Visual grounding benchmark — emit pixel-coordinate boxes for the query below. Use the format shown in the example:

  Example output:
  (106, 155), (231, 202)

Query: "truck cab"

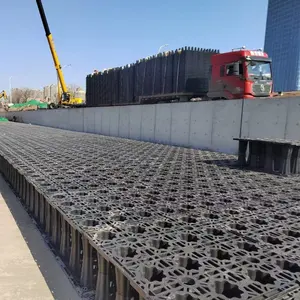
(207, 48), (273, 100)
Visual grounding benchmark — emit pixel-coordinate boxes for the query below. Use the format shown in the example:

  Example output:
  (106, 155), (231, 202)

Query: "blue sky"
(0, 0), (268, 91)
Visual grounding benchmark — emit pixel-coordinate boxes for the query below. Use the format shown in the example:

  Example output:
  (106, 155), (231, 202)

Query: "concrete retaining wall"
(240, 97), (300, 141)
(2, 97), (300, 154)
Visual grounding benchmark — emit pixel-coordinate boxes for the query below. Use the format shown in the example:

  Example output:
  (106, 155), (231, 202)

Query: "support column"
(95, 255), (115, 300)
(80, 237), (94, 288)
(115, 269), (132, 300)
(34, 190), (40, 220)
(248, 141), (259, 168)
(60, 218), (71, 260)
(291, 146), (300, 174)
(280, 144), (293, 175)
(39, 196), (45, 227)
(51, 207), (59, 246)
(264, 143), (273, 173)
(29, 184), (35, 213)
(45, 202), (51, 235)
(69, 228), (82, 278)
(237, 140), (248, 166)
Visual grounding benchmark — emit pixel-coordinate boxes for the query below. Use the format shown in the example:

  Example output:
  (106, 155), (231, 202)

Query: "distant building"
(43, 85), (58, 103)
(264, 0), (300, 92)
(74, 89), (86, 102)
(43, 84), (86, 103)
(31, 89), (43, 100)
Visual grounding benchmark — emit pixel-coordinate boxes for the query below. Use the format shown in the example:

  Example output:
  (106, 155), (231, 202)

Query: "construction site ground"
(0, 175), (82, 300)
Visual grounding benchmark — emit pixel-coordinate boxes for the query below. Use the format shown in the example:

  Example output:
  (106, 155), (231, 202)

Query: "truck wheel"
(48, 103), (57, 109)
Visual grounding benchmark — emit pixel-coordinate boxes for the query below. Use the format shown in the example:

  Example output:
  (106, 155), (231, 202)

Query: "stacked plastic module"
(86, 47), (219, 107)
(1, 123), (300, 299)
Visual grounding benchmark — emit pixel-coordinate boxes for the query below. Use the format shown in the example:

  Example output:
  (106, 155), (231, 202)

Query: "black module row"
(86, 47), (219, 107)
(1, 123), (300, 299)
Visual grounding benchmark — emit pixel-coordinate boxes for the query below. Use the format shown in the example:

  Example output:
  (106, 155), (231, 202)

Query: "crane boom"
(36, 0), (69, 102)
(0, 90), (7, 100)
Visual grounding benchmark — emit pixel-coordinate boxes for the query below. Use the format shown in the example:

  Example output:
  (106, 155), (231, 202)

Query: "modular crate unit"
(86, 47), (219, 107)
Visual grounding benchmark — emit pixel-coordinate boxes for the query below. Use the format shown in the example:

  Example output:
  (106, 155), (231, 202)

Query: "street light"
(9, 76), (12, 103)
(63, 64), (72, 69)
(158, 44), (169, 54)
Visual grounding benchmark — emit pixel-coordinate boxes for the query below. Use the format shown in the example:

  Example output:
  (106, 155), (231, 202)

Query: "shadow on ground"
(203, 158), (290, 177)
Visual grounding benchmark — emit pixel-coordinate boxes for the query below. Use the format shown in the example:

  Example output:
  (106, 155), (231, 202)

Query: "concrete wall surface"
(2, 97), (300, 154)
(240, 97), (300, 140)
(2, 100), (242, 154)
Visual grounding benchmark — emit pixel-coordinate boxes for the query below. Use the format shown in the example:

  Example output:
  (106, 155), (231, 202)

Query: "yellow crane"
(36, 0), (83, 107)
(0, 90), (8, 100)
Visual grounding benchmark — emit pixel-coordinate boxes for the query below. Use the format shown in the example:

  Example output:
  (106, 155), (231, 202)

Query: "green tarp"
(0, 117), (8, 122)
(10, 99), (48, 109)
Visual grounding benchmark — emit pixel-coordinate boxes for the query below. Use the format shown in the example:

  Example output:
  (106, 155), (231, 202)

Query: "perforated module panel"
(0, 122), (300, 300)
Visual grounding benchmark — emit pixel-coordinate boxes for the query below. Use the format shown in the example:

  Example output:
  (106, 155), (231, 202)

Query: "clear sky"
(0, 0), (268, 91)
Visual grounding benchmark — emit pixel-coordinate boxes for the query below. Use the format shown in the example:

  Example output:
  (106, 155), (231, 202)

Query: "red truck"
(87, 46), (274, 107)
(206, 47), (273, 100)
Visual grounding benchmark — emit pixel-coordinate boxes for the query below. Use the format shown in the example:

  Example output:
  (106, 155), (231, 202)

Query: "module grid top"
(0, 122), (300, 299)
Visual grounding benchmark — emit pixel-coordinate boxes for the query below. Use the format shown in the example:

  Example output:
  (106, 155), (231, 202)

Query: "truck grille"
(252, 83), (272, 96)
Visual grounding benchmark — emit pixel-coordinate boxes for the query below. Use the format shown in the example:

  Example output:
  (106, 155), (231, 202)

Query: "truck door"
(221, 62), (244, 99)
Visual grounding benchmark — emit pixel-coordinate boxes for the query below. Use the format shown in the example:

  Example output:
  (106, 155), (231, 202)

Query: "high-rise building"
(43, 84), (86, 103)
(264, 0), (300, 92)
(43, 85), (58, 103)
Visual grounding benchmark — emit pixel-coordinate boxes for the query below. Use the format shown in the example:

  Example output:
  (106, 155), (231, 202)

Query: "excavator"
(36, 0), (83, 107)
(0, 90), (8, 101)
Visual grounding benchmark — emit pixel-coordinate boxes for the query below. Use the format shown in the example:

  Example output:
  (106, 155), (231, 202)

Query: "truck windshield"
(247, 61), (272, 80)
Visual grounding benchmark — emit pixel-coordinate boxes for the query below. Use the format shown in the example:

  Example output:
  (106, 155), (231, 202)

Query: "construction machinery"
(207, 47), (272, 100)
(86, 46), (274, 107)
(36, 0), (83, 107)
(0, 90), (8, 100)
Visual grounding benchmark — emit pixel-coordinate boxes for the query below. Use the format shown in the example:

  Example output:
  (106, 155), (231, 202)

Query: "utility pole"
(9, 76), (12, 103)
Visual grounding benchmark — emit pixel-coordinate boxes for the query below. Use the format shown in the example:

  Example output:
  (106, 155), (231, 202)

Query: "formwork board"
(83, 107), (95, 133)
(21, 110), (39, 125)
(140, 105), (156, 142)
(129, 106), (142, 140)
(189, 101), (214, 150)
(118, 106), (130, 139)
(2, 100), (243, 154)
(241, 98), (288, 140)
(94, 108), (103, 134)
(68, 108), (84, 132)
(100, 109), (111, 136)
(6, 98), (300, 155)
(284, 97), (300, 140)
(211, 100), (243, 154)
(108, 107), (120, 137)
(46, 109), (70, 130)
(59, 109), (71, 130)
(154, 104), (172, 144)
(170, 102), (191, 147)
